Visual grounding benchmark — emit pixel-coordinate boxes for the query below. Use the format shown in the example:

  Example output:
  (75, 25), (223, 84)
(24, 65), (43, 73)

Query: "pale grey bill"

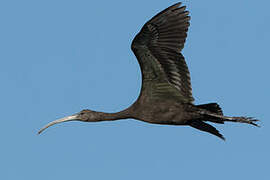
(38, 114), (78, 134)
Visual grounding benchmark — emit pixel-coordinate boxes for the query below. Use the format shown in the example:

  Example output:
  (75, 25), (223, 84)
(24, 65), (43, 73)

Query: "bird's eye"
(80, 112), (85, 115)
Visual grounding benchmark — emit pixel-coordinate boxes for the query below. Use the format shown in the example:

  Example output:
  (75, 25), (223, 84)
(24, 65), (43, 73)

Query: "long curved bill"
(38, 114), (79, 134)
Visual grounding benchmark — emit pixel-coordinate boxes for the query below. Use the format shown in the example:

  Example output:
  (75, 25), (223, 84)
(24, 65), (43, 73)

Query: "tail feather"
(188, 120), (225, 140)
(190, 103), (259, 140)
(196, 103), (224, 124)
(197, 103), (223, 115)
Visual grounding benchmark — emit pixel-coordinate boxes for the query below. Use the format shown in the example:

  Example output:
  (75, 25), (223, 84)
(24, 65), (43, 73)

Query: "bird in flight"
(38, 2), (259, 140)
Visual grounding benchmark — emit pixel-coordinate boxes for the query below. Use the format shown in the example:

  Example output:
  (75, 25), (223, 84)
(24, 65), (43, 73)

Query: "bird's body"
(39, 2), (259, 140)
(127, 99), (195, 125)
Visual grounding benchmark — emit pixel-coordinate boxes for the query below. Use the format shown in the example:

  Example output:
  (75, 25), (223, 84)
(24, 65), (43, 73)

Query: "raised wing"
(131, 2), (194, 103)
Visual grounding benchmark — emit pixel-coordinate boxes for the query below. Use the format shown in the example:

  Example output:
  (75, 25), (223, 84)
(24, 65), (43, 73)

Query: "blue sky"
(0, 0), (269, 179)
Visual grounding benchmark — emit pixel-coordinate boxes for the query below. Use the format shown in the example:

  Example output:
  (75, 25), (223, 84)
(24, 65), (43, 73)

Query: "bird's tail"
(196, 103), (259, 126)
(196, 103), (224, 124)
(188, 103), (259, 140)
(186, 103), (224, 140)
(196, 103), (223, 115)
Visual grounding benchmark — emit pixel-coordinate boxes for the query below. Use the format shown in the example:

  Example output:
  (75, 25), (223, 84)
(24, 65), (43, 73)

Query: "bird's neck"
(99, 108), (133, 121)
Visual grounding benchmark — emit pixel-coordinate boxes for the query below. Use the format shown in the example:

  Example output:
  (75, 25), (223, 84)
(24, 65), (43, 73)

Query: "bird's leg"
(205, 113), (260, 127)
(224, 116), (259, 127)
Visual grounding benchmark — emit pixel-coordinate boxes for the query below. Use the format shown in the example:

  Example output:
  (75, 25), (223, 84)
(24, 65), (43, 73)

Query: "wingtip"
(174, 2), (182, 6)
(219, 135), (226, 141)
(216, 130), (226, 141)
(171, 2), (182, 9)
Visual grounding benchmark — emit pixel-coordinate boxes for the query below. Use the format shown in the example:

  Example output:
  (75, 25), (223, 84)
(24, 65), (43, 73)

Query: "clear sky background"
(0, 0), (269, 179)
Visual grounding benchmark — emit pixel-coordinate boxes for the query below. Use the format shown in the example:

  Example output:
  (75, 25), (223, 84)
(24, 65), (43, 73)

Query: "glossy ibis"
(38, 2), (259, 140)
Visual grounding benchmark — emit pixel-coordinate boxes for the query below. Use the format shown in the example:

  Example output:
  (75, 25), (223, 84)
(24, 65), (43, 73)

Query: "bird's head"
(38, 109), (101, 134)
(75, 109), (102, 121)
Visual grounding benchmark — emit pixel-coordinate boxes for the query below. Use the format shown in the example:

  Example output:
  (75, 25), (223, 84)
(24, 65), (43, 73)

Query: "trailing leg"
(203, 113), (260, 127)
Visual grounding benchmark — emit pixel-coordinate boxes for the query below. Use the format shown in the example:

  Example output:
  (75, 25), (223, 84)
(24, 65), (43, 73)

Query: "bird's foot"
(232, 117), (260, 127)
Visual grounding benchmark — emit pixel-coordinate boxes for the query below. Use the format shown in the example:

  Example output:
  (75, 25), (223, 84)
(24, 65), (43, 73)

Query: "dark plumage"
(38, 2), (259, 140)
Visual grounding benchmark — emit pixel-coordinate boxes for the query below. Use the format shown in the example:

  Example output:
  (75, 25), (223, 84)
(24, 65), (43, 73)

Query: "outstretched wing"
(131, 2), (194, 103)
